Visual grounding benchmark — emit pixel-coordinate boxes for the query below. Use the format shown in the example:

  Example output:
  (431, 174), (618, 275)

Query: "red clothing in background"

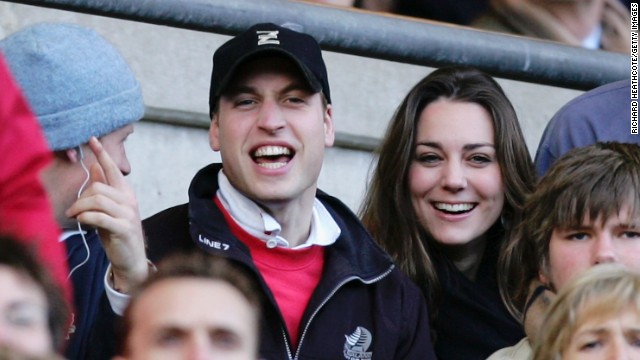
(0, 54), (71, 300)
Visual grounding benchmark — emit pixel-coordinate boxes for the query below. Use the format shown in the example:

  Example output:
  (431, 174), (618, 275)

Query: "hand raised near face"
(65, 136), (148, 293)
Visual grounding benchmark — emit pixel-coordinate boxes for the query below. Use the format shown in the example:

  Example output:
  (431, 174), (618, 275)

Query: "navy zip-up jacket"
(142, 163), (436, 360)
(65, 230), (109, 360)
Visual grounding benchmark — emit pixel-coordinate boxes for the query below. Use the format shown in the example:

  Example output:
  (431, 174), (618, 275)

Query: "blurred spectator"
(532, 265), (640, 360)
(0, 53), (70, 300)
(0, 235), (69, 358)
(114, 252), (260, 360)
(535, 79), (636, 177)
(375, 0), (489, 25)
(302, 0), (490, 24)
(472, 0), (630, 54)
(304, 0), (630, 27)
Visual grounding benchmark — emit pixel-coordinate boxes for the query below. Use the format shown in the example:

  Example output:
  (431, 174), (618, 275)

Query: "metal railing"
(4, 0), (631, 151)
(3, 0), (629, 91)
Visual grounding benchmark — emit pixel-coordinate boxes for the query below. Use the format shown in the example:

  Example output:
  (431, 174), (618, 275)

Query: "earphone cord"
(67, 146), (91, 280)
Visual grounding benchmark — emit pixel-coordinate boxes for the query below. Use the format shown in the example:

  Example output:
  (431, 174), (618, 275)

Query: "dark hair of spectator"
(501, 142), (640, 319)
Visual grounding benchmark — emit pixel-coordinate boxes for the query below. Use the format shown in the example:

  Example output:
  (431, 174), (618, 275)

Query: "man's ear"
(323, 104), (335, 147)
(65, 147), (81, 163)
(209, 113), (221, 152)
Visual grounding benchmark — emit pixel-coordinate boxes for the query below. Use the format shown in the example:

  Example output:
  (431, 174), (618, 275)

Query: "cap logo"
(257, 30), (280, 45)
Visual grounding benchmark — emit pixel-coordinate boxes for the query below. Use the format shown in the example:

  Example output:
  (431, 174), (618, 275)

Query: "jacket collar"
(217, 170), (341, 249)
(186, 163), (394, 282)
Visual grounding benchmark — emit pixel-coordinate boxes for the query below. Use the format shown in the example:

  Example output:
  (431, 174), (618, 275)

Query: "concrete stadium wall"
(0, 2), (583, 218)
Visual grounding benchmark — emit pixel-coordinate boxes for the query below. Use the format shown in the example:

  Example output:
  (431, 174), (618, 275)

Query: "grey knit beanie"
(0, 22), (144, 151)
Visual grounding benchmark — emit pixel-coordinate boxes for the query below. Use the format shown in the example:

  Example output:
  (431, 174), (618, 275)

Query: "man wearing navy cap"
(111, 23), (435, 360)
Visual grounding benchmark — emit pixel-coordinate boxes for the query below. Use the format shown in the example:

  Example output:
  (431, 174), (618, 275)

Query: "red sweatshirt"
(215, 196), (324, 348)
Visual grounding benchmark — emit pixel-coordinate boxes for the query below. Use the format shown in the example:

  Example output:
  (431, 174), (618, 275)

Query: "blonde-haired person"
(532, 265), (640, 360)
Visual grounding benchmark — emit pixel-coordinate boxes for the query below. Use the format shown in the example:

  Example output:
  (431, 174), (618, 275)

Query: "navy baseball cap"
(209, 23), (331, 114)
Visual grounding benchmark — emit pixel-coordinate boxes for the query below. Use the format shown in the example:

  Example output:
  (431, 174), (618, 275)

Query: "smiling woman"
(360, 66), (535, 360)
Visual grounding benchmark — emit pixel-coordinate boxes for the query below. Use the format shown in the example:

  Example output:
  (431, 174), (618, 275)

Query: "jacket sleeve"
(396, 277), (437, 360)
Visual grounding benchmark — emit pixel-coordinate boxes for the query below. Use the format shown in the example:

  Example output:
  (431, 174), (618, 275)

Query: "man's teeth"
(434, 203), (474, 213)
(258, 162), (287, 169)
(254, 146), (291, 157)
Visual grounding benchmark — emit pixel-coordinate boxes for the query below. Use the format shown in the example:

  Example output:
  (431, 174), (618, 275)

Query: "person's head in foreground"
(115, 252), (261, 360)
(502, 142), (640, 318)
(360, 65), (534, 298)
(533, 265), (640, 360)
(0, 235), (68, 358)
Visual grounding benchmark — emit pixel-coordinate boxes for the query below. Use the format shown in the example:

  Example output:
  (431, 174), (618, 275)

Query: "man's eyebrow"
(280, 82), (314, 94)
(222, 82), (313, 98)
(222, 85), (257, 97)
(155, 325), (189, 336)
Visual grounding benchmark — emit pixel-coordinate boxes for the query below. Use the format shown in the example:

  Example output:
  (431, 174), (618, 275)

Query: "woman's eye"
(469, 154), (492, 164)
(416, 154), (441, 164)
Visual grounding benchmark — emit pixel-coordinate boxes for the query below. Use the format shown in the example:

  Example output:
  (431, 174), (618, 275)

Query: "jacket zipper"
(282, 327), (294, 360)
(289, 265), (395, 360)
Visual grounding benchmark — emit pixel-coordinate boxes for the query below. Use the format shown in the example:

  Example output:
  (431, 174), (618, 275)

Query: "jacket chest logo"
(343, 326), (373, 359)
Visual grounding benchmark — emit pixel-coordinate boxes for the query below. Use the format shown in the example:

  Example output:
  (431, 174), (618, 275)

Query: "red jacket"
(0, 54), (71, 300)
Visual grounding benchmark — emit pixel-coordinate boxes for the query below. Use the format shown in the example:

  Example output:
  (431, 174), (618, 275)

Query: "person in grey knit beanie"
(0, 22), (144, 151)
(0, 23), (150, 360)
